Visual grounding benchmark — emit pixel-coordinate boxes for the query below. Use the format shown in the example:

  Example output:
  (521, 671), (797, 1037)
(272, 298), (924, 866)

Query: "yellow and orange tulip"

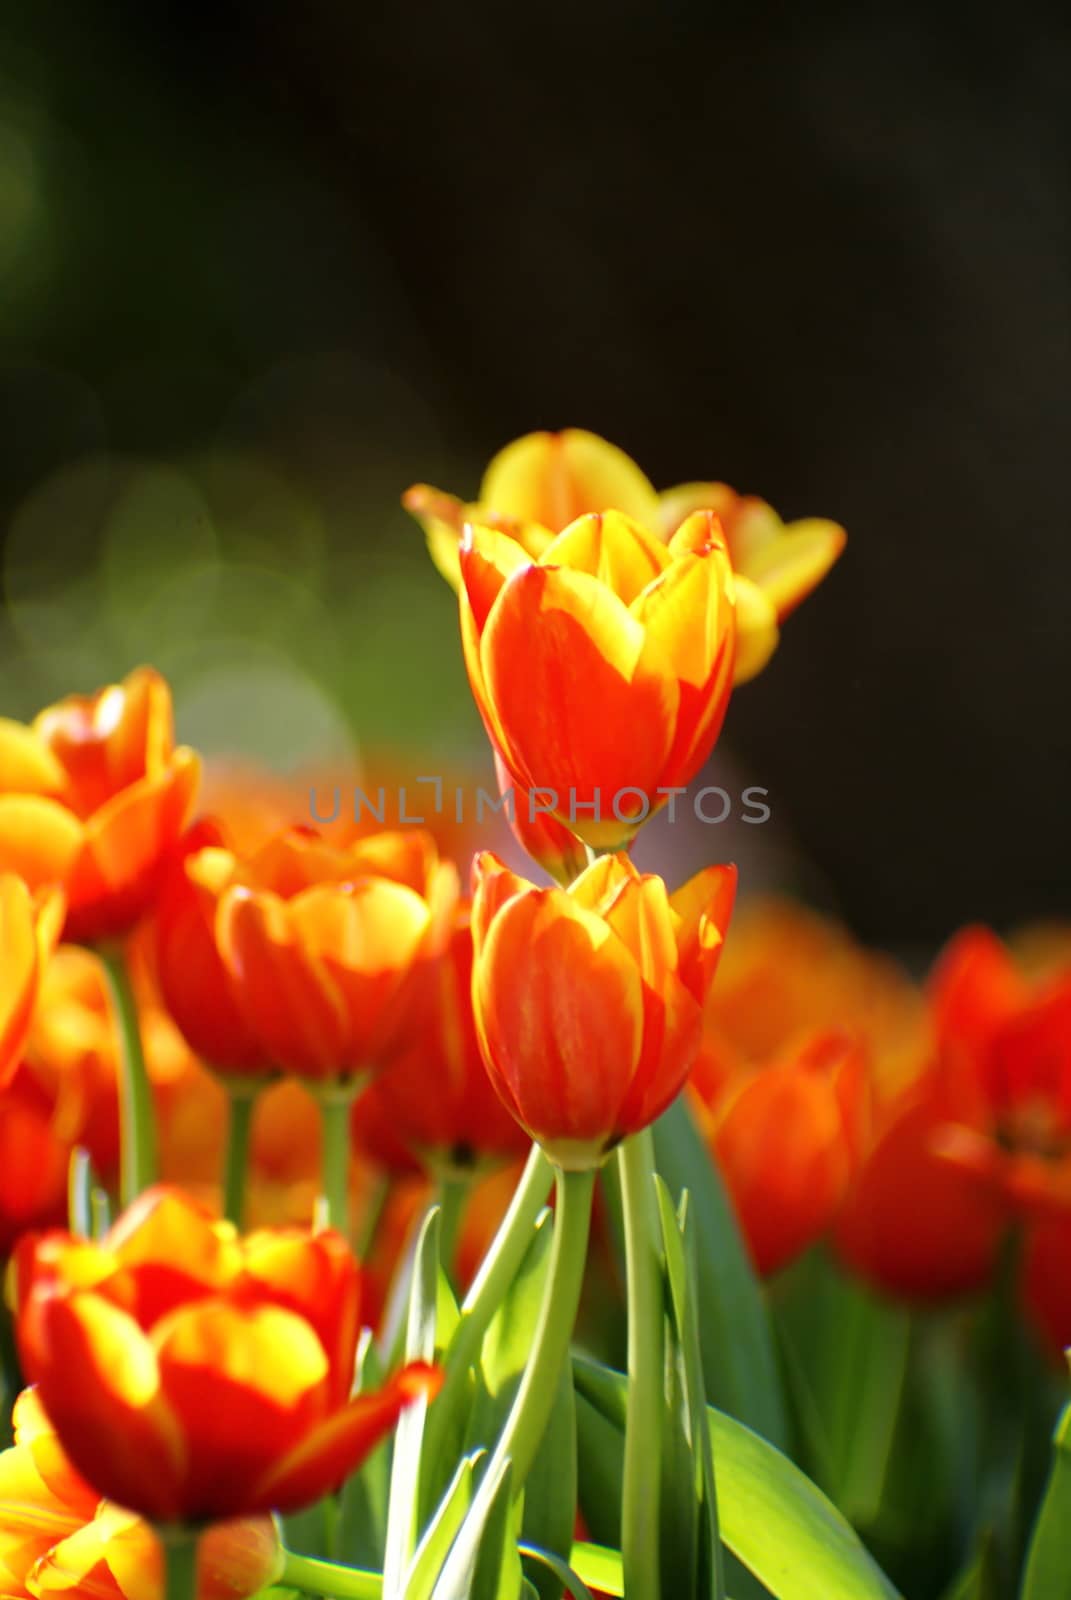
(155, 825), (459, 1082)
(0, 669), (200, 944)
(470, 850), (736, 1169)
(406, 427), (844, 686)
(14, 1186), (441, 1522)
(460, 509), (736, 849)
(0, 1386), (281, 1600)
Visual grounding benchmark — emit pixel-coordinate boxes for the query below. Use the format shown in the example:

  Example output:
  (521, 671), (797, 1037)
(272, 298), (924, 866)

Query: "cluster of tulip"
(1, 430), (1067, 1600)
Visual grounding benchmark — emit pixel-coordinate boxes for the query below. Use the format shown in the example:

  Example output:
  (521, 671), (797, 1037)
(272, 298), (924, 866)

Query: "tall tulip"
(460, 509), (736, 850)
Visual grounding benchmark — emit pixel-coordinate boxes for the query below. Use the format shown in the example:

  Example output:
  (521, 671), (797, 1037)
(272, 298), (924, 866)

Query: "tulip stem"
(158, 1528), (200, 1600)
(419, 1145), (553, 1488)
(617, 1128), (664, 1600)
(484, 1163), (594, 1489)
(96, 943), (156, 1207)
(318, 1081), (358, 1236)
(220, 1079), (259, 1229)
(281, 1550), (382, 1598)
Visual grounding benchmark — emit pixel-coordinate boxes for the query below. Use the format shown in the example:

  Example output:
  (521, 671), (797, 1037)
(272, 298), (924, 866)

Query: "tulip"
(14, 1186), (441, 1523)
(352, 902), (529, 1175)
(0, 876), (64, 1089)
(156, 825), (458, 1083)
(0, 669), (200, 945)
(405, 427), (844, 686)
(459, 509), (736, 850)
(0, 1386), (282, 1600)
(836, 926), (1071, 1308)
(470, 851), (736, 1169)
(690, 1029), (870, 1276)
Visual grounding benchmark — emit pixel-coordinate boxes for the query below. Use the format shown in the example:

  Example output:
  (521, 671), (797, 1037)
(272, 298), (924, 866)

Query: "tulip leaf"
(938, 1536), (999, 1600)
(651, 1098), (788, 1448)
(574, 1354), (902, 1600)
(568, 1542), (625, 1596)
(430, 1455), (515, 1600)
(518, 1543), (594, 1600)
(1020, 1400), (1071, 1600)
(404, 1452), (477, 1600)
(384, 1206), (442, 1592)
(774, 1252), (911, 1528)
(574, 1391), (626, 1546)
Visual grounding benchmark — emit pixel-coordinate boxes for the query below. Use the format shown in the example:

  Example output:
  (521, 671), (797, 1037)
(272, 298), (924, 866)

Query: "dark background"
(1, 1), (1068, 947)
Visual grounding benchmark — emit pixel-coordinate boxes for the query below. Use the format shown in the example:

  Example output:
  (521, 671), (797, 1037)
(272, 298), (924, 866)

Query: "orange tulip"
(0, 1386), (281, 1600)
(470, 851), (736, 1169)
(405, 427), (844, 686)
(14, 1186), (441, 1522)
(690, 1030), (870, 1277)
(837, 926), (1071, 1305)
(155, 826), (459, 1082)
(459, 509), (736, 850)
(0, 876), (64, 1089)
(352, 902), (529, 1175)
(491, 752), (589, 886)
(0, 669), (200, 944)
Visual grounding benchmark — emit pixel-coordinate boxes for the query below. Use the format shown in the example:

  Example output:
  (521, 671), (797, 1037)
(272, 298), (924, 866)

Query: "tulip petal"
(479, 429), (661, 532)
(0, 796), (84, 895)
(470, 852), (535, 952)
(474, 888), (643, 1161)
(743, 517), (846, 622)
(153, 1300), (330, 1520)
(249, 1362), (441, 1512)
(241, 1230), (361, 1406)
(481, 564), (678, 841)
(670, 863), (738, 1002)
(0, 718), (69, 795)
(730, 575), (779, 685)
(105, 1188), (241, 1327)
(29, 1295), (186, 1522)
(217, 887), (350, 1078)
(539, 511), (669, 604)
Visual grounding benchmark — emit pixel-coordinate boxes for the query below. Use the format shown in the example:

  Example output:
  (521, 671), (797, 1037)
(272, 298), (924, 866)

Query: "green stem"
(617, 1128), (664, 1600)
(220, 1080), (259, 1229)
(484, 1163), (594, 1488)
(95, 944), (156, 1206)
(281, 1550), (382, 1598)
(1, 1298), (19, 1442)
(318, 1082), (358, 1235)
(158, 1529), (200, 1600)
(420, 1145), (552, 1473)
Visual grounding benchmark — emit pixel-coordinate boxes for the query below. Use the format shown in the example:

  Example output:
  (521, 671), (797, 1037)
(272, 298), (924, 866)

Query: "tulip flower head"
(470, 851), (736, 1169)
(405, 427), (844, 687)
(460, 509), (736, 850)
(0, 669), (200, 944)
(156, 825), (459, 1083)
(14, 1186), (441, 1523)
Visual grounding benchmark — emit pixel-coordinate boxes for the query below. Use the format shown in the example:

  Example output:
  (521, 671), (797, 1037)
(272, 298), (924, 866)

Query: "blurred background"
(1, 1), (1067, 949)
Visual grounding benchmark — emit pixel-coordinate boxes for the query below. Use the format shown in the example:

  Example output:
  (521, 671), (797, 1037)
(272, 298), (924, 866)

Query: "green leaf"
(651, 1098), (788, 1448)
(1020, 1401), (1071, 1600)
(519, 1358), (577, 1599)
(774, 1253), (911, 1525)
(574, 1391), (625, 1548)
(430, 1457), (515, 1600)
(574, 1355), (902, 1600)
(383, 1206), (442, 1591)
(519, 1544), (594, 1600)
(569, 1542), (624, 1597)
(404, 1453), (477, 1600)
